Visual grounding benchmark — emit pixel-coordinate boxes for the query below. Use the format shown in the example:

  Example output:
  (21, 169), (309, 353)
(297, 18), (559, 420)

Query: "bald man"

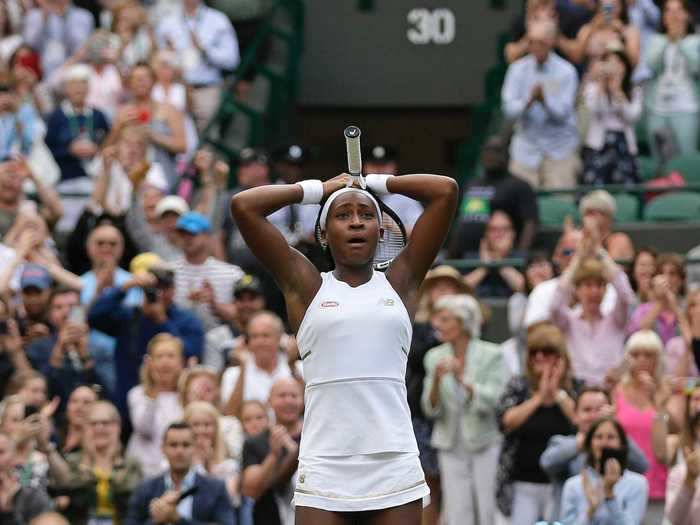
(241, 378), (303, 525)
(80, 225), (141, 307)
(30, 512), (70, 525)
(502, 18), (580, 190)
(220, 311), (300, 417)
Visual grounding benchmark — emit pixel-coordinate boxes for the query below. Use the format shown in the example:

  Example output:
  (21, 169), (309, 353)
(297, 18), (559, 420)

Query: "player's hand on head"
(322, 174), (352, 198)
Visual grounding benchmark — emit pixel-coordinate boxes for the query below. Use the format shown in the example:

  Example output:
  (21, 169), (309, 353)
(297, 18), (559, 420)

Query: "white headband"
(319, 188), (382, 232)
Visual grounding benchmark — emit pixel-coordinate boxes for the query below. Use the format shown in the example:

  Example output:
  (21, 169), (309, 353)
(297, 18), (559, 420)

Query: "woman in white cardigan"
(582, 46), (643, 187)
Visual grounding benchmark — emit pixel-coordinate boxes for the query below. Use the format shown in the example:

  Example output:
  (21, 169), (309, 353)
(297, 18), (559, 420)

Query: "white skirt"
(293, 452), (429, 512)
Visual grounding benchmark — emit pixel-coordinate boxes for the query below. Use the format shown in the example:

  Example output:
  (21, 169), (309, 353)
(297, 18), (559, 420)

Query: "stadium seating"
(643, 192), (700, 222)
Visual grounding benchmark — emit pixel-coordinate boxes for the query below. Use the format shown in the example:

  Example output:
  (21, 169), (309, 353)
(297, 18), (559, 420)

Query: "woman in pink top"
(665, 411), (700, 525)
(615, 330), (672, 524)
(629, 253), (686, 345)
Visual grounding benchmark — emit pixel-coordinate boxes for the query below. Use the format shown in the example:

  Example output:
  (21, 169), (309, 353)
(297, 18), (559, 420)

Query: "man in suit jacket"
(125, 422), (236, 525)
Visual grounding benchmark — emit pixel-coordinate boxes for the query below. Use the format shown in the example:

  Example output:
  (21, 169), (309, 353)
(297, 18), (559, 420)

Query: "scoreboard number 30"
(407, 8), (456, 45)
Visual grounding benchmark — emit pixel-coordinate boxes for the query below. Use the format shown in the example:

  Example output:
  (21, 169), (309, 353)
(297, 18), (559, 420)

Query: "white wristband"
(365, 174), (393, 195)
(297, 180), (324, 204)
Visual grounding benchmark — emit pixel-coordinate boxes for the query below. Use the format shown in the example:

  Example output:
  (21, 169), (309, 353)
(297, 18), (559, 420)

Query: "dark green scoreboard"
(299, 1), (518, 107)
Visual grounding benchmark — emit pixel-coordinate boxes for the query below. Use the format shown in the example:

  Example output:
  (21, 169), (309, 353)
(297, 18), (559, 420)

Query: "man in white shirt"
(172, 211), (243, 331)
(220, 311), (298, 418)
(156, 0), (240, 130)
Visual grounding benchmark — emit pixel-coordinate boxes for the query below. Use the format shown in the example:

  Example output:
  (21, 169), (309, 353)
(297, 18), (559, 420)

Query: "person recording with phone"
(87, 254), (203, 418)
(581, 46), (642, 187)
(125, 421), (236, 525)
(560, 417), (648, 524)
(25, 288), (108, 411)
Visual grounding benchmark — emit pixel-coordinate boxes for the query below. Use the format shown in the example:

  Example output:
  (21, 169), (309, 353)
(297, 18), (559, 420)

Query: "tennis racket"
(313, 127), (408, 271)
(344, 126), (365, 189)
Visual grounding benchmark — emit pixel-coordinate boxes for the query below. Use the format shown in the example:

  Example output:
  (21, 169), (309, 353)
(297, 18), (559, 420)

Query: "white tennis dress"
(293, 271), (429, 511)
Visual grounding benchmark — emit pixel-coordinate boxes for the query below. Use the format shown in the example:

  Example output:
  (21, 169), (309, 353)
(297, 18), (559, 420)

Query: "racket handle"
(344, 126), (365, 188)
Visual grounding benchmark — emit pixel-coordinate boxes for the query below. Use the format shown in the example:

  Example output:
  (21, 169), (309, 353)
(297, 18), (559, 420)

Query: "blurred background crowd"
(0, 0), (700, 525)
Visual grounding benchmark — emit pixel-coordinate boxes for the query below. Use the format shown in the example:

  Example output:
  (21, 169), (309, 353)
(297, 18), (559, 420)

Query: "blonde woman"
(495, 323), (579, 525)
(126, 333), (184, 477)
(614, 330), (671, 524)
(42, 401), (142, 525)
(0, 395), (49, 490)
(184, 401), (240, 501)
(179, 366), (244, 462)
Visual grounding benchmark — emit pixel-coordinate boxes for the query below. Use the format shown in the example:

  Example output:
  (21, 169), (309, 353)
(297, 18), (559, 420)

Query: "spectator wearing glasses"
(579, 190), (635, 264)
(496, 323), (579, 525)
(41, 401), (143, 525)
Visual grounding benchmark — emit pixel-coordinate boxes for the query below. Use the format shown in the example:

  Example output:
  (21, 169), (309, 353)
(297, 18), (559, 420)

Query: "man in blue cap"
(88, 253), (204, 418)
(17, 263), (53, 344)
(172, 212), (243, 333)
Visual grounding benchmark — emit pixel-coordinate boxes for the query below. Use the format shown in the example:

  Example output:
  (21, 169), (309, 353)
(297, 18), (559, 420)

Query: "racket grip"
(344, 126), (362, 177)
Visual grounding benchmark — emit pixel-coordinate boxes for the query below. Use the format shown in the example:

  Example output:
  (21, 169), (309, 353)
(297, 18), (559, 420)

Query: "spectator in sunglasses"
(495, 323), (580, 524)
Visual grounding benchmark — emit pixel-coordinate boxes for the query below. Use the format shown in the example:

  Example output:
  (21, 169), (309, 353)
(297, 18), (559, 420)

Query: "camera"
(143, 267), (175, 303)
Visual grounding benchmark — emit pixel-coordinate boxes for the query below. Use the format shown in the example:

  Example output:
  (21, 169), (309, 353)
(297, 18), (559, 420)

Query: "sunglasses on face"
(529, 347), (559, 357)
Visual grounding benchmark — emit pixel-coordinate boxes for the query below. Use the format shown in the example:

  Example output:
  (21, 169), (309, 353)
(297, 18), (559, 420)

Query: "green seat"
(664, 153), (700, 183)
(538, 196), (578, 227)
(643, 192), (700, 222)
(614, 193), (639, 223)
(637, 155), (658, 182)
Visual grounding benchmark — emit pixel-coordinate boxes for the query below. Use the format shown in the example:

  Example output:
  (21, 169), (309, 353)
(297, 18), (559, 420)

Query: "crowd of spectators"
(0, 1), (699, 525)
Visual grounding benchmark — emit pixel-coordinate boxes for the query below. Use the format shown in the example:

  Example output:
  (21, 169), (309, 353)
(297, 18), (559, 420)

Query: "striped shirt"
(173, 257), (244, 330)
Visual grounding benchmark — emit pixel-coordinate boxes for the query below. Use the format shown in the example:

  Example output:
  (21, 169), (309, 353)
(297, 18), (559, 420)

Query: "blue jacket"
(125, 472), (236, 525)
(87, 287), (204, 415)
(45, 104), (109, 181)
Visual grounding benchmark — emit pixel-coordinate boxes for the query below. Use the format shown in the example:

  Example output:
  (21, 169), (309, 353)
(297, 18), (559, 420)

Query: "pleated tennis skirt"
(293, 451), (429, 512)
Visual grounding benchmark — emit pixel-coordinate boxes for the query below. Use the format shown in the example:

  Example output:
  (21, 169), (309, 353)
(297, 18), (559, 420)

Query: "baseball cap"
(364, 144), (398, 163)
(239, 147), (269, 166)
(155, 195), (189, 218)
(20, 263), (51, 291)
(129, 252), (161, 274)
(278, 144), (308, 165)
(234, 274), (263, 298)
(176, 212), (212, 235)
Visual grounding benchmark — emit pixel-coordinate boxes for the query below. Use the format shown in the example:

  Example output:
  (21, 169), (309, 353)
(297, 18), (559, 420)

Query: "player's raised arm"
(230, 175), (350, 322)
(382, 174), (458, 304)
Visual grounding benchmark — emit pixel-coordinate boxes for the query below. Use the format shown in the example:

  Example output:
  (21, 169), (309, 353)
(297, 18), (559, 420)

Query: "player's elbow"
(241, 470), (265, 500)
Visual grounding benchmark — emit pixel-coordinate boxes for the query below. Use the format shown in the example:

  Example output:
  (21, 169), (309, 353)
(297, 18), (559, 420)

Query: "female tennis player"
(230, 167), (457, 525)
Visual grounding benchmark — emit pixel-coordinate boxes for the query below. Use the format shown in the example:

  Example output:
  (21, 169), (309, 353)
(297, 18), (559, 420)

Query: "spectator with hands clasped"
(422, 294), (506, 525)
(550, 217), (635, 386)
(665, 409), (700, 525)
(495, 323), (579, 524)
(560, 417), (648, 525)
(464, 210), (525, 298)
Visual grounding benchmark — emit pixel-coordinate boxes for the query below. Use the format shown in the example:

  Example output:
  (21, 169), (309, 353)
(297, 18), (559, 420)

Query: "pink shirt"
(615, 388), (668, 500)
(666, 463), (700, 525)
(86, 64), (123, 121)
(550, 270), (635, 386)
(665, 336), (700, 378)
(628, 302), (679, 345)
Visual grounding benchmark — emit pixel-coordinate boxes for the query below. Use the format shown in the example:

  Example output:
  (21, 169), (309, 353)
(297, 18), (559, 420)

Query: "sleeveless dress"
(614, 387), (668, 501)
(293, 271), (429, 511)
